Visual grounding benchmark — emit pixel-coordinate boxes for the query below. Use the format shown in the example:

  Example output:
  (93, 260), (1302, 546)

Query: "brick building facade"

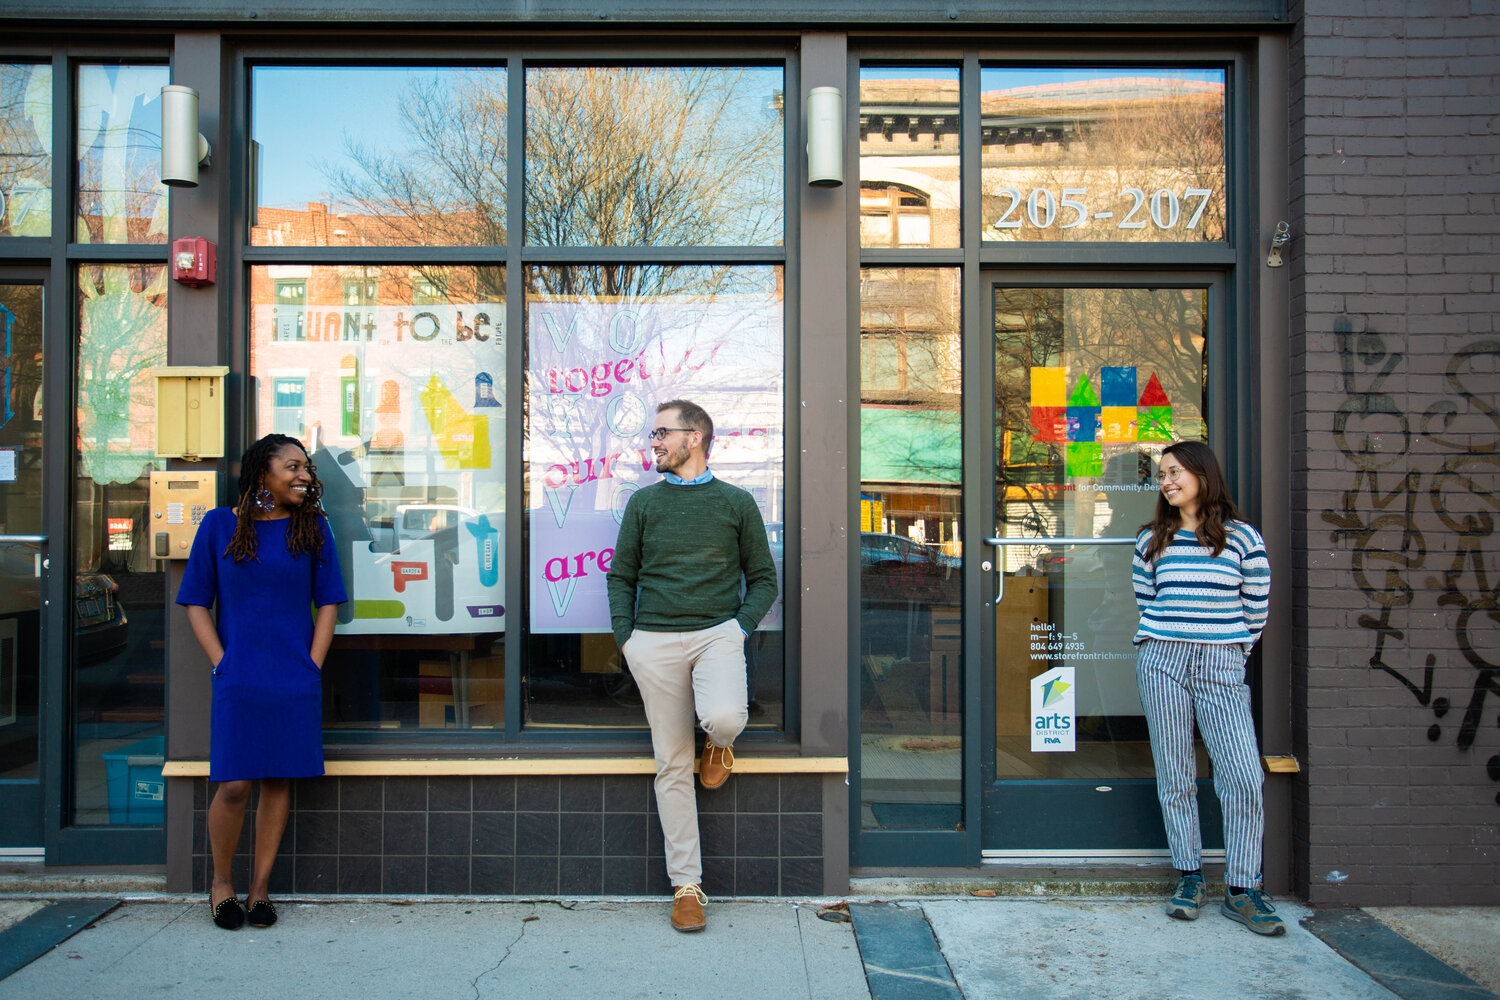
(1290, 0), (1500, 904)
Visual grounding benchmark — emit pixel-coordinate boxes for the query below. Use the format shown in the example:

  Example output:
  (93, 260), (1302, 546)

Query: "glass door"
(980, 276), (1225, 854)
(0, 278), (46, 848)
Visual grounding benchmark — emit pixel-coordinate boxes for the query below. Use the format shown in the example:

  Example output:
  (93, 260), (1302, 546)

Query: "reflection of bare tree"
(0, 64), (51, 237)
(327, 71), (508, 252)
(325, 66), (783, 302)
(77, 265), (168, 487)
(75, 66), (169, 245)
(527, 68), (782, 249)
(981, 78), (1225, 243)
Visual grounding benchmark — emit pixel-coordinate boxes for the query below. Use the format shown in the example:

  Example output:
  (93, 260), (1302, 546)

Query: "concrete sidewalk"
(0, 895), (1495, 1000)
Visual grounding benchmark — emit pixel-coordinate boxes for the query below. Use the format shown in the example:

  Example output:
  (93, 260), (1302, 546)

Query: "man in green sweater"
(607, 399), (778, 933)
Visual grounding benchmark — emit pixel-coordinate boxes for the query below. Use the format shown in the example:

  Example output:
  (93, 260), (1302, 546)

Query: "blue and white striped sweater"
(1132, 520), (1270, 652)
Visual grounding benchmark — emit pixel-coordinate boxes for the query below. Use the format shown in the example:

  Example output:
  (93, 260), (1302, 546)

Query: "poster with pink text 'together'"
(527, 294), (784, 634)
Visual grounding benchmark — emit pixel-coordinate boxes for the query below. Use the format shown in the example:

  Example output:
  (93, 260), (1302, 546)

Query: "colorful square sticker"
(1066, 442), (1103, 478)
(1031, 367), (1067, 408)
(1101, 406), (1137, 442)
(1031, 406), (1067, 443)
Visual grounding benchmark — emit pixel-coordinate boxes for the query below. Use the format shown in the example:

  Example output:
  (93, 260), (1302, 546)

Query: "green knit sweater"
(606, 477), (778, 648)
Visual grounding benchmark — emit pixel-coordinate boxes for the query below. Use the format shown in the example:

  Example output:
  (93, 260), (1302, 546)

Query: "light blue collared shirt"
(663, 468), (715, 486)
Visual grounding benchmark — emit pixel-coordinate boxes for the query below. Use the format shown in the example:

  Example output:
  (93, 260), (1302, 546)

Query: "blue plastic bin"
(102, 735), (166, 824)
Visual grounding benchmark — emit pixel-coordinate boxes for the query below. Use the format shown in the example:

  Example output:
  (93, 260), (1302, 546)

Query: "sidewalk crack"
(472, 904), (536, 999)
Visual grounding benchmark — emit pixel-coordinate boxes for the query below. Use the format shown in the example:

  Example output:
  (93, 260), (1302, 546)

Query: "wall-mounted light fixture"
(806, 86), (844, 187)
(161, 84), (212, 188)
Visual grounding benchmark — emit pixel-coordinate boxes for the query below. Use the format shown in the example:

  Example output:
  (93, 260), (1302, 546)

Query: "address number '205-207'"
(991, 186), (1217, 232)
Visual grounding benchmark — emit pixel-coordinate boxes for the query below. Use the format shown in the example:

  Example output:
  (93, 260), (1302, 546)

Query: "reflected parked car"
(0, 556), (129, 666)
(860, 532), (959, 569)
(859, 532), (959, 604)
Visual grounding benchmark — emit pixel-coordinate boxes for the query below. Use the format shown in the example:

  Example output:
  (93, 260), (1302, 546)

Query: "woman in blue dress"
(178, 433), (348, 930)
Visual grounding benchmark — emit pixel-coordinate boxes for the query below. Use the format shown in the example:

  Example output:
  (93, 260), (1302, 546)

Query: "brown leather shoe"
(671, 884), (708, 932)
(699, 742), (734, 789)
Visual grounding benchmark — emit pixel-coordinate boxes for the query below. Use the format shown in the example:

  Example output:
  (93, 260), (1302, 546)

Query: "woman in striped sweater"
(1132, 440), (1284, 937)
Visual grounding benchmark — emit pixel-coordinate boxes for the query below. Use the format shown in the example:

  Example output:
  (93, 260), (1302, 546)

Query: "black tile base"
(190, 774), (825, 897)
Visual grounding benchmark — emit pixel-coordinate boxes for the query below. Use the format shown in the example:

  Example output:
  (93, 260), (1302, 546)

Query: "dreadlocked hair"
(1141, 440), (1244, 563)
(224, 433), (328, 564)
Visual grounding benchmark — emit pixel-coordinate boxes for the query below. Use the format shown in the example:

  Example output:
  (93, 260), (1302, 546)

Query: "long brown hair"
(225, 434), (328, 563)
(1141, 440), (1243, 562)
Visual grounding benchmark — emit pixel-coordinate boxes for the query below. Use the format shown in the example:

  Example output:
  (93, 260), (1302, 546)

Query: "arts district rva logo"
(1030, 667), (1076, 753)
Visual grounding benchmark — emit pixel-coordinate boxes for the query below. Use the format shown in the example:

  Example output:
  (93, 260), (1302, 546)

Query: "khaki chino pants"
(623, 619), (749, 888)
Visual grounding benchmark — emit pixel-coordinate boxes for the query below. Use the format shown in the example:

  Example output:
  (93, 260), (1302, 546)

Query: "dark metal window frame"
(0, 42), (174, 864)
(848, 40), (1259, 869)
(228, 40), (803, 756)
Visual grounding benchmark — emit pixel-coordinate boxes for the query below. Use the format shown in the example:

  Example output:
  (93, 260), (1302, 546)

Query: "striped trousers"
(1136, 639), (1265, 888)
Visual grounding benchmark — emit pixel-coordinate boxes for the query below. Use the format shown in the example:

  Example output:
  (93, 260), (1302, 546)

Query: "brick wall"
(1289, 0), (1500, 905)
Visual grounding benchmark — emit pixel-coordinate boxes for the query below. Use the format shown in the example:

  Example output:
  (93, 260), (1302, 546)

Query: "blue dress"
(176, 507), (349, 781)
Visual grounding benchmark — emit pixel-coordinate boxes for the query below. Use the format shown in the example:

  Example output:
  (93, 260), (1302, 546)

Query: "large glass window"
(249, 264), (507, 731)
(859, 67), (960, 249)
(76, 65), (169, 245)
(525, 67), (785, 247)
(524, 264), (786, 729)
(858, 267), (962, 831)
(250, 66), (508, 247)
(246, 59), (788, 740)
(980, 67), (1226, 244)
(0, 63), (52, 238)
(73, 264), (168, 823)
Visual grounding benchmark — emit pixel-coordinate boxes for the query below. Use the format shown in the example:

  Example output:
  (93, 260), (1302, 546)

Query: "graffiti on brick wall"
(1320, 320), (1500, 805)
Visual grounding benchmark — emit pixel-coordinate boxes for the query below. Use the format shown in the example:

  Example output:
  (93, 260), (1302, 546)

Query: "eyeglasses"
(1156, 466), (1190, 483)
(649, 426), (694, 441)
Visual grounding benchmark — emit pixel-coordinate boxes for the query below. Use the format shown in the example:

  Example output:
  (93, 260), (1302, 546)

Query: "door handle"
(981, 536), (1135, 603)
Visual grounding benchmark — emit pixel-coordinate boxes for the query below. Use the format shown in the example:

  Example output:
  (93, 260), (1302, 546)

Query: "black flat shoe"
(245, 899), (277, 928)
(211, 895), (245, 930)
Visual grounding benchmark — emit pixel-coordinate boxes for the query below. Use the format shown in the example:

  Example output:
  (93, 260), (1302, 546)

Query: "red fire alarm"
(172, 237), (217, 287)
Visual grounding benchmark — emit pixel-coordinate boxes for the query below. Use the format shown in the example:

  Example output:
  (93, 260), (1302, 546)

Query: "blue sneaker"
(1166, 872), (1206, 920)
(1221, 888), (1287, 936)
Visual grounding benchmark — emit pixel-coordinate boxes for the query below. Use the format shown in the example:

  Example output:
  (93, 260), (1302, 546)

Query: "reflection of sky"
(252, 65), (783, 212)
(253, 66), (495, 210)
(982, 66), (1224, 93)
(862, 65), (1222, 90)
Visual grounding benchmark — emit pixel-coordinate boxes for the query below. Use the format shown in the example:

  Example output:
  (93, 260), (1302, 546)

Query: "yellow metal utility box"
(149, 470), (217, 559)
(154, 366), (229, 459)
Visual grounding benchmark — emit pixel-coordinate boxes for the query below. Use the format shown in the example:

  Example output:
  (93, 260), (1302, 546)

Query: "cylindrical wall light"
(161, 85), (212, 188)
(806, 86), (844, 187)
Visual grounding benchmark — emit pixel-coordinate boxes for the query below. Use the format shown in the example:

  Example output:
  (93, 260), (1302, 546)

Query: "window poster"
(249, 281), (508, 637)
(527, 296), (784, 634)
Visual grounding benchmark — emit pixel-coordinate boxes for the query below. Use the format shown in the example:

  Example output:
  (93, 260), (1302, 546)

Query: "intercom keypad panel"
(149, 471), (217, 559)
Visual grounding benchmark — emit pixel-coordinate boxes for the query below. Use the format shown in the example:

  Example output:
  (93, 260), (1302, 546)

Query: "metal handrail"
(982, 535), (1134, 604)
(0, 534), (47, 544)
(984, 536), (1134, 546)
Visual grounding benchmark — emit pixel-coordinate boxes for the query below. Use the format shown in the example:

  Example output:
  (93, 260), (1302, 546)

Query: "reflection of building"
(4, 3), (1497, 915)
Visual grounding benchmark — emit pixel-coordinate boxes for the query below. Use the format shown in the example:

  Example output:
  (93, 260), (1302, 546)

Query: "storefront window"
(73, 263), (168, 823)
(525, 67), (785, 247)
(858, 267), (962, 830)
(75, 65), (169, 245)
(0, 63), (52, 238)
(980, 67), (1226, 243)
(250, 66), (508, 247)
(248, 264), (507, 731)
(524, 264), (786, 729)
(859, 67), (960, 249)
